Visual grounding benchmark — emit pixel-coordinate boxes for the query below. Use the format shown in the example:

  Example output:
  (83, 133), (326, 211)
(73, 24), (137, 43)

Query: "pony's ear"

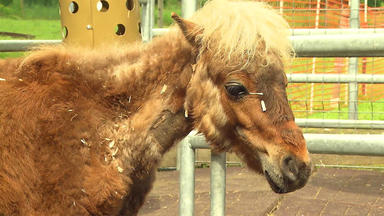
(171, 12), (202, 48)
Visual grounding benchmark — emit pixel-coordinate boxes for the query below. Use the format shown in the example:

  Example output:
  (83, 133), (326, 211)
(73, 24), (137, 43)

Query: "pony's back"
(0, 58), (23, 78)
(0, 49), (119, 215)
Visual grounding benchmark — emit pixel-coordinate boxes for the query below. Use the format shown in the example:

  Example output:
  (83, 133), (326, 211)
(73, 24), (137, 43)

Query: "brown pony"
(0, 0), (312, 215)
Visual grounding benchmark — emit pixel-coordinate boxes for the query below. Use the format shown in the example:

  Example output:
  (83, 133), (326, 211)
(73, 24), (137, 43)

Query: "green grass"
(0, 18), (61, 39)
(303, 101), (384, 120)
(0, 18), (61, 58)
(289, 88), (384, 121)
(0, 2), (61, 58)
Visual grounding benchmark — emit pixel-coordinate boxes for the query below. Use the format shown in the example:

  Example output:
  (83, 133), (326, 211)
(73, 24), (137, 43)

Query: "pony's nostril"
(282, 155), (299, 181)
(283, 156), (292, 165)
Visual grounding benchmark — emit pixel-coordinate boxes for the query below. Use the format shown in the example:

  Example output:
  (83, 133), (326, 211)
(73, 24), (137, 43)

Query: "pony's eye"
(225, 82), (248, 99)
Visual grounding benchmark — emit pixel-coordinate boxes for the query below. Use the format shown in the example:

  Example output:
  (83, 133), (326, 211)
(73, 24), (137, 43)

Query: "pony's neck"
(107, 30), (196, 117)
(107, 30), (196, 154)
(100, 31), (196, 183)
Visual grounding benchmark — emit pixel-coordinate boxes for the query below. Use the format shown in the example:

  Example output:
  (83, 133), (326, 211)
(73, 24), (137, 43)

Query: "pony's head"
(173, 0), (311, 193)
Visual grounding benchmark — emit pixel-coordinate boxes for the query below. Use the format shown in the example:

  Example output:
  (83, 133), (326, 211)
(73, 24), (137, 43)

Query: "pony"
(0, 0), (312, 215)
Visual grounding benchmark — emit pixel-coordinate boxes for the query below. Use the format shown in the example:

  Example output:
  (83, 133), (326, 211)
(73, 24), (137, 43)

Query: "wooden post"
(20, 0), (24, 18)
(309, 0), (321, 113)
(157, 0), (163, 28)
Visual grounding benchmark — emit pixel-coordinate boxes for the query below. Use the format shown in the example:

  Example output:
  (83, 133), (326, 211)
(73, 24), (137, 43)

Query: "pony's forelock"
(190, 0), (293, 68)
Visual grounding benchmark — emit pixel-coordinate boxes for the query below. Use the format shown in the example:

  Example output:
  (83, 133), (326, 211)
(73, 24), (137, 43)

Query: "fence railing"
(179, 133), (226, 216)
(2, 30), (384, 57)
(177, 0), (384, 214)
(179, 131), (384, 216)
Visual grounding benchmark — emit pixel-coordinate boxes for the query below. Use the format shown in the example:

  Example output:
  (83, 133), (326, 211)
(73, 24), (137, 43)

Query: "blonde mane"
(189, 0), (293, 67)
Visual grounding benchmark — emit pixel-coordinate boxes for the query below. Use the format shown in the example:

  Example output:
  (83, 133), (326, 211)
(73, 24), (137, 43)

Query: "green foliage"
(0, 0), (12, 6)
(363, 0), (384, 7)
(163, 0), (179, 7)
(24, 0), (58, 6)
(195, 162), (210, 168)
(155, 0), (208, 27)
(22, 4), (59, 19)
(0, 0), (59, 19)
(0, 2), (19, 18)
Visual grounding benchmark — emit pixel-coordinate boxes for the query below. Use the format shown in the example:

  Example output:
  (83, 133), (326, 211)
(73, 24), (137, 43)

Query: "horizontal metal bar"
(189, 134), (210, 149)
(0, 40), (61, 52)
(305, 134), (384, 156)
(0, 30), (166, 51)
(188, 133), (384, 156)
(155, 28), (384, 57)
(287, 74), (384, 83)
(153, 28), (169, 36)
(291, 28), (384, 35)
(154, 28), (384, 36)
(195, 161), (242, 165)
(281, 8), (384, 11)
(296, 119), (384, 129)
(2, 30), (384, 57)
(314, 164), (384, 170)
(290, 99), (384, 103)
(291, 33), (384, 57)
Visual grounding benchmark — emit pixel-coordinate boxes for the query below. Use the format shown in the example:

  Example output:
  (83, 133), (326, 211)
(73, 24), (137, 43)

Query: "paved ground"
(138, 167), (384, 216)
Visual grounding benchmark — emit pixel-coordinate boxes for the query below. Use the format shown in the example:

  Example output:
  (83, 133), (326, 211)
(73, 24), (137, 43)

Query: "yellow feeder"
(59, 0), (141, 48)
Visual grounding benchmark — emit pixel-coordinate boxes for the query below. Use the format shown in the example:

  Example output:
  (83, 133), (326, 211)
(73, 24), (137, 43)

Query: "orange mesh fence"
(263, 0), (384, 120)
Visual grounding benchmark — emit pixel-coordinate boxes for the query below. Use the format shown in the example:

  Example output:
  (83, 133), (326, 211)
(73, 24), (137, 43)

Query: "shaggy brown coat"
(0, 0), (311, 215)
(0, 31), (195, 215)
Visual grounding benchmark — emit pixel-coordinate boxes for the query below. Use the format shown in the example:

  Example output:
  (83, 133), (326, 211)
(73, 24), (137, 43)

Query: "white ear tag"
(261, 100), (266, 112)
(249, 92), (266, 112)
(249, 92), (263, 96)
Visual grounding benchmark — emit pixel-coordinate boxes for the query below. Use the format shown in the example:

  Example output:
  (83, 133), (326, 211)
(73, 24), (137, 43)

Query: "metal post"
(182, 0), (197, 18)
(140, 0), (154, 42)
(279, 0), (283, 15)
(179, 137), (195, 216)
(177, 0), (198, 171)
(176, 141), (181, 171)
(210, 152), (226, 216)
(348, 0), (360, 120)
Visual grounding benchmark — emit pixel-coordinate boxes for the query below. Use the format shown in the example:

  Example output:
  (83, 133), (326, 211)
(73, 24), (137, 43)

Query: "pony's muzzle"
(281, 155), (299, 181)
(280, 155), (312, 193)
(263, 154), (312, 194)
(282, 154), (312, 182)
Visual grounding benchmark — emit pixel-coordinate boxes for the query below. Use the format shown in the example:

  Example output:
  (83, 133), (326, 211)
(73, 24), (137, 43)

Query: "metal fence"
(174, 0), (384, 215)
(1, 0), (384, 215)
